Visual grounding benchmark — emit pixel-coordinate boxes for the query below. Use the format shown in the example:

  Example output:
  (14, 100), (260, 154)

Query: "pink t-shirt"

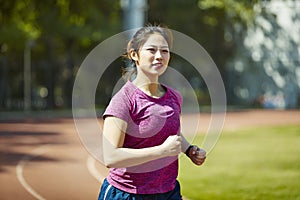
(103, 81), (182, 194)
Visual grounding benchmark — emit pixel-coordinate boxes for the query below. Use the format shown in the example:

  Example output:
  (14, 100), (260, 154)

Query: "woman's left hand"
(187, 146), (206, 166)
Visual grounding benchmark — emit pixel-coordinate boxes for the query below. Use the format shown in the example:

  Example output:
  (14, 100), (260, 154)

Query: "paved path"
(0, 110), (299, 200)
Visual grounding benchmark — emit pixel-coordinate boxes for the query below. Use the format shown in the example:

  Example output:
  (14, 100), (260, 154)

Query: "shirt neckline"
(128, 81), (168, 101)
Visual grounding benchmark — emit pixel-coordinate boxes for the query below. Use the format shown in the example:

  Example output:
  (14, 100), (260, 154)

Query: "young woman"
(98, 25), (206, 200)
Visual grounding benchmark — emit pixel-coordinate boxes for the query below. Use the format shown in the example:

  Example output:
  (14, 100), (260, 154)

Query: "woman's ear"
(130, 50), (139, 62)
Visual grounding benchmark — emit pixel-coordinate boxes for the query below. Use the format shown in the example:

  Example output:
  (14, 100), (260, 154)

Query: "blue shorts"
(98, 179), (182, 200)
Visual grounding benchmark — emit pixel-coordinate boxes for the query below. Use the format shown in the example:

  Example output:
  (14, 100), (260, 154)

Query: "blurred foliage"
(0, 0), (122, 110)
(198, 0), (258, 24)
(0, 0), (262, 110)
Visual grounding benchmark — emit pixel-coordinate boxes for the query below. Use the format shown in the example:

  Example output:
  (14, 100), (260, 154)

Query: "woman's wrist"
(185, 145), (194, 157)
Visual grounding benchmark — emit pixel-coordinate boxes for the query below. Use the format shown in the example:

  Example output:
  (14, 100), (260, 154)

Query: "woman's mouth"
(152, 63), (163, 68)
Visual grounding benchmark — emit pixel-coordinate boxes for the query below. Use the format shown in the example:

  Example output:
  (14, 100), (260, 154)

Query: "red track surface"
(0, 110), (299, 200)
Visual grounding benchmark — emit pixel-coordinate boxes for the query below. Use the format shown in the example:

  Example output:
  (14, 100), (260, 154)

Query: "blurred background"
(1, 1), (300, 200)
(1, 0), (299, 114)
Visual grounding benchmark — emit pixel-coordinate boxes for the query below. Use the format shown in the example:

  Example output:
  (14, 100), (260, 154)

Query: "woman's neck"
(132, 75), (164, 98)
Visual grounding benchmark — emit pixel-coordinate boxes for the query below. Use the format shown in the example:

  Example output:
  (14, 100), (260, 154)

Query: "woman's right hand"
(161, 135), (182, 156)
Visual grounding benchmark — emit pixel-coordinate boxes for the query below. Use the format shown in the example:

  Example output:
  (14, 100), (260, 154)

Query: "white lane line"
(16, 145), (49, 200)
(86, 155), (105, 183)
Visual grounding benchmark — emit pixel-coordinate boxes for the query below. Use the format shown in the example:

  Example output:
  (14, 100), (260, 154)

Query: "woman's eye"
(145, 48), (169, 54)
(147, 48), (156, 52)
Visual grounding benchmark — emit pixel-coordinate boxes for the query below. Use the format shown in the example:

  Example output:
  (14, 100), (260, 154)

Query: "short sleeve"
(103, 88), (132, 122)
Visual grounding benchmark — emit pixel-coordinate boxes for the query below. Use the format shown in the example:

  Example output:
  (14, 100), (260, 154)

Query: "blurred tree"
(3, 0), (296, 110)
(227, 0), (300, 108)
(0, 0), (122, 110)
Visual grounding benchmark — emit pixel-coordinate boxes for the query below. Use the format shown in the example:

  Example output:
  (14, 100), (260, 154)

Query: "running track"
(0, 110), (299, 200)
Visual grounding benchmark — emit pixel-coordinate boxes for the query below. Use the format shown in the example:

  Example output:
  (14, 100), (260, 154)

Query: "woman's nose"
(155, 50), (163, 60)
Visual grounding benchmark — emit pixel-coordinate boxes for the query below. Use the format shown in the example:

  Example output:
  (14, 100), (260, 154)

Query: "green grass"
(179, 125), (300, 200)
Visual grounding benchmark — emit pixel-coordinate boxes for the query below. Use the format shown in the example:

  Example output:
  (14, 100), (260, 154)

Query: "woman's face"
(132, 33), (170, 78)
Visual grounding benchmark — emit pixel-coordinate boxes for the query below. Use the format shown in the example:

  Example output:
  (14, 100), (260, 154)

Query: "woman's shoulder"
(110, 81), (137, 102)
(163, 84), (182, 102)
(103, 81), (134, 120)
